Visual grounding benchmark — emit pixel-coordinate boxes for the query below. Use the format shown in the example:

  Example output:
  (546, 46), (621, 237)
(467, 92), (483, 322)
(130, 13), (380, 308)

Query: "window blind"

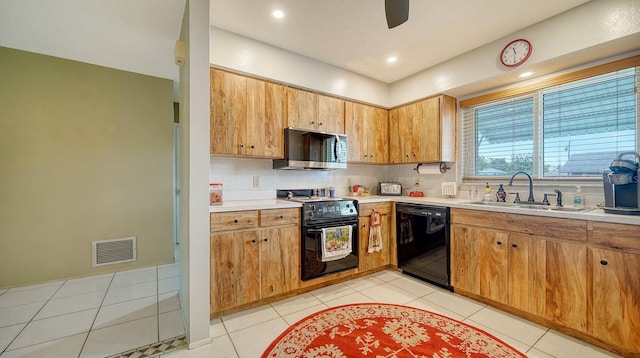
(462, 67), (638, 179)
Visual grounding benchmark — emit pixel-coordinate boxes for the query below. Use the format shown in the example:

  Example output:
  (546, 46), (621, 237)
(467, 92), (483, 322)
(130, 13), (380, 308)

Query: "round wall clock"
(500, 39), (532, 67)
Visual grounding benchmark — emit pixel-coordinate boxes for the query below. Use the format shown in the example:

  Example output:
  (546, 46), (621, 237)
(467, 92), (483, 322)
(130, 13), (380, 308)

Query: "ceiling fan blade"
(385, 0), (409, 29)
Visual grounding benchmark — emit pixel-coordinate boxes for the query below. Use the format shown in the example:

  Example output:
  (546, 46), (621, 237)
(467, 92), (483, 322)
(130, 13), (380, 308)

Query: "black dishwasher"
(396, 203), (452, 291)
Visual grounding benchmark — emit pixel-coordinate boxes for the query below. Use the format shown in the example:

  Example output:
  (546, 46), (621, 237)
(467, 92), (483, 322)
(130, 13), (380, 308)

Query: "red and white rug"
(262, 303), (526, 358)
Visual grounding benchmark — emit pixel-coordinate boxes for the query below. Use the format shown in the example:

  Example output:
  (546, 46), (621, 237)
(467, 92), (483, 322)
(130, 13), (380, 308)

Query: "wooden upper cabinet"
(345, 101), (389, 163)
(287, 87), (345, 133)
(389, 95), (456, 164)
(210, 68), (286, 158)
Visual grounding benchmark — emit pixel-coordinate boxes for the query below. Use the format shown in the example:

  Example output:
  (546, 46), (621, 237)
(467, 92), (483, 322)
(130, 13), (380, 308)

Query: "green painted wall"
(0, 47), (175, 288)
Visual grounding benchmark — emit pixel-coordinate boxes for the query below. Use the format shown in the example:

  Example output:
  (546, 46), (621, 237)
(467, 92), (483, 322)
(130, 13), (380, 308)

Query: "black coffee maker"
(603, 152), (640, 214)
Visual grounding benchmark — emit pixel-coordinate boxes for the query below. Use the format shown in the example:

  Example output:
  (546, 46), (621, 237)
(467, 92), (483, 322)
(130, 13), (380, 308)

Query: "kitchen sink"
(468, 201), (592, 212)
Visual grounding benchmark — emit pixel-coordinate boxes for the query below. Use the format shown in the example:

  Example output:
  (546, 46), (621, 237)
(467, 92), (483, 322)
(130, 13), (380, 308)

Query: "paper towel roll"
(416, 163), (443, 175)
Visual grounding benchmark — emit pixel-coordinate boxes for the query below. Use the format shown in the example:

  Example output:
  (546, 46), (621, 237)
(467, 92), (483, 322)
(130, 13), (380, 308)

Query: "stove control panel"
(303, 200), (357, 221)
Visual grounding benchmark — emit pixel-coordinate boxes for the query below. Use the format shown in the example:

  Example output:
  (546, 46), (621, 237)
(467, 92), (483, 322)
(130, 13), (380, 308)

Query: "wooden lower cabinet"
(210, 208), (300, 314)
(451, 208), (640, 356)
(590, 247), (640, 353)
(357, 203), (392, 273)
(544, 240), (588, 332)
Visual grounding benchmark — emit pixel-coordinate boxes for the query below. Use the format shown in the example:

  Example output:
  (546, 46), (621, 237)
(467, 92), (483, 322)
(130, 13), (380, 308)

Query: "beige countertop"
(210, 195), (640, 225)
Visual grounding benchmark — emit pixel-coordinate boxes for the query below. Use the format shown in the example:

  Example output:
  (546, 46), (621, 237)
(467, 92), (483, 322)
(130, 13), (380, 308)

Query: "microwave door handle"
(334, 135), (340, 161)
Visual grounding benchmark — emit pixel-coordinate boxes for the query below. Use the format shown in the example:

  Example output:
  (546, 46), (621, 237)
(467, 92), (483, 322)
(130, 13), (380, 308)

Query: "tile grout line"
(0, 280), (66, 356)
(76, 272), (116, 358)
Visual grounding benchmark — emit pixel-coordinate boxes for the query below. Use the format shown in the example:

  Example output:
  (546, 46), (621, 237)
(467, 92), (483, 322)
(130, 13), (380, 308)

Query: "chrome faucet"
(508, 171), (535, 203)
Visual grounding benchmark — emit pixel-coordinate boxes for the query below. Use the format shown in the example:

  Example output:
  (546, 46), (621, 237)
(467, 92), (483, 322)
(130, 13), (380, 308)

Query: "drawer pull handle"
(496, 241), (502, 245)
(511, 243), (517, 248)
(600, 260), (608, 266)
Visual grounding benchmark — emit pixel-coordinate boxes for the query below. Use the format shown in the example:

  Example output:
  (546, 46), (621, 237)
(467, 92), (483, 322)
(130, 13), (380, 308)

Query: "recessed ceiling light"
(272, 10), (284, 19)
(387, 56), (398, 63)
(519, 71), (533, 78)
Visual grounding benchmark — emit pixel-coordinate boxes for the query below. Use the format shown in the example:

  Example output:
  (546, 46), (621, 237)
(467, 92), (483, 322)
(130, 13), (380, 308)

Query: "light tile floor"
(165, 269), (623, 358)
(0, 262), (184, 358)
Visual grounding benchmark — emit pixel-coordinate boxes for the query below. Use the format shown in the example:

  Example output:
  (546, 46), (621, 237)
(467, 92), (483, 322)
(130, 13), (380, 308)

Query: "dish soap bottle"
(573, 186), (585, 208)
(496, 184), (507, 202)
(483, 183), (493, 202)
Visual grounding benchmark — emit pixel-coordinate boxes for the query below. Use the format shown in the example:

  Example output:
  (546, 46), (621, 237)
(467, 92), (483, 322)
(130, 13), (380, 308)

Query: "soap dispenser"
(496, 184), (507, 202)
(483, 183), (493, 202)
(573, 186), (585, 209)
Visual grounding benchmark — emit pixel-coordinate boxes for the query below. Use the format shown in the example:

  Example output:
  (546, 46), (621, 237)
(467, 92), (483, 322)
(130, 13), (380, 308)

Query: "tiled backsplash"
(210, 157), (606, 206)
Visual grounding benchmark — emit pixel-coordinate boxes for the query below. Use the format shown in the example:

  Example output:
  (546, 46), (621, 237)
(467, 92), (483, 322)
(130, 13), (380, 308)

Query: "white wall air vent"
(92, 237), (136, 267)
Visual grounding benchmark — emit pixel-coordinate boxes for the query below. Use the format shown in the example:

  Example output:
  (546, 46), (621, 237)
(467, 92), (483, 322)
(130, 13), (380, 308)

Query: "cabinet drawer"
(210, 211), (259, 232)
(260, 208), (300, 227)
(590, 222), (640, 251)
(359, 202), (392, 217)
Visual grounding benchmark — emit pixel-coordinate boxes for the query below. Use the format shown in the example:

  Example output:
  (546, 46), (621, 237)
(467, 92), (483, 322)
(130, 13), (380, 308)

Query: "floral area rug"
(262, 303), (527, 358)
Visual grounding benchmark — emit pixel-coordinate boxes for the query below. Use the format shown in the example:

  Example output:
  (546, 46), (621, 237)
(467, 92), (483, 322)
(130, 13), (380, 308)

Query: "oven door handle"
(307, 228), (323, 233)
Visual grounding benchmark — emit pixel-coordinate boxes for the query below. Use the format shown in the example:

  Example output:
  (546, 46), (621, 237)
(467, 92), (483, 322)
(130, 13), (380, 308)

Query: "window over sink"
(461, 61), (639, 180)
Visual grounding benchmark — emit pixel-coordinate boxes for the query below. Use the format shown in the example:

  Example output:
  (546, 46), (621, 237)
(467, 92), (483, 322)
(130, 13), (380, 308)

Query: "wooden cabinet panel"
(590, 248), (640, 352)
(260, 226), (300, 298)
(210, 69), (246, 155)
(591, 222), (640, 251)
(260, 208), (300, 227)
(210, 68), (286, 158)
(210, 231), (260, 312)
(287, 88), (345, 133)
(389, 95), (456, 164)
(508, 234), (546, 316)
(210, 211), (259, 232)
(358, 203), (392, 272)
(545, 240), (588, 332)
(245, 78), (286, 157)
(345, 101), (388, 163)
(317, 95), (344, 134)
(451, 225), (481, 295)
(287, 87), (317, 130)
(479, 230), (508, 304)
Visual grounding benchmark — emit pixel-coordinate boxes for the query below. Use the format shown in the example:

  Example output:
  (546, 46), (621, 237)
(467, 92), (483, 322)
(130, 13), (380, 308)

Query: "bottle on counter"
(496, 184), (507, 202)
(483, 183), (493, 202)
(573, 186), (585, 208)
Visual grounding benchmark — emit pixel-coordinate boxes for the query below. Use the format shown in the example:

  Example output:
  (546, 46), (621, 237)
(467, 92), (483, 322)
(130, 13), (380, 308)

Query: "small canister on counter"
(209, 183), (223, 206)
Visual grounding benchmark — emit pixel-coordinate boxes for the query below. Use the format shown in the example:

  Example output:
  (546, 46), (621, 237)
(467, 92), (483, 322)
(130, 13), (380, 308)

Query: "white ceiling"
(210, 0), (592, 83)
(0, 0), (185, 86)
(0, 0), (593, 90)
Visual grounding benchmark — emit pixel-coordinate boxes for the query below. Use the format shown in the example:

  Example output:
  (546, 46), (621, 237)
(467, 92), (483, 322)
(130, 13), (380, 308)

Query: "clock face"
(500, 39), (532, 67)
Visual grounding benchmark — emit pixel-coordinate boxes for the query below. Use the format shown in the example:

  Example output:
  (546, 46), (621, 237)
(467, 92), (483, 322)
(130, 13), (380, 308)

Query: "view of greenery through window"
(468, 68), (637, 178)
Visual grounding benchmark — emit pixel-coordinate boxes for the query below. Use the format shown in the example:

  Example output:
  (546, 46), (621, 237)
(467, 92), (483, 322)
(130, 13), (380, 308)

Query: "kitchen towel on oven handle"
(320, 225), (352, 262)
(368, 210), (383, 253)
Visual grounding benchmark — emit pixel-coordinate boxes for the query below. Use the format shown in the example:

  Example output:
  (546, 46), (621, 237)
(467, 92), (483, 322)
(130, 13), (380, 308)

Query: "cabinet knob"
(264, 238), (268, 242)
(279, 215), (284, 219)
(233, 219), (238, 223)
(496, 241), (503, 245)
(240, 144), (244, 148)
(251, 239), (256, 243)
(370, 155), (373, 158)
(600, 259), (608, 266)
(311, 121), (315, 124)
(319, 122), (323, 126)
(250, 145), (255, 149)
(362, 224), (366, 228)
(511, 243), (517, 248)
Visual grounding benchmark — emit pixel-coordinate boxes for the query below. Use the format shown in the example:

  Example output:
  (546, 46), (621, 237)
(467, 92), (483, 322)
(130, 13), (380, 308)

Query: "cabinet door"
(344, 101), (367, 162)
(451, 225), (481, 294)
(590, 248), (640, 352)
(388, 106), (413, 163)
(210, 231), (260, 312)
(369, 107), (389, 164)
(478, 229), (509, 304)
(260, 226), (300, 298)
(357, 210), (391, 272)
(317, 94), (344, 134)
(545, 240), (588, 332)
(415, 97), (441, 162)
(210, 69), (246, 155)
(246, 78), (286, 158)
(508, 234), (546, 315)
(287, 87), (317, 130)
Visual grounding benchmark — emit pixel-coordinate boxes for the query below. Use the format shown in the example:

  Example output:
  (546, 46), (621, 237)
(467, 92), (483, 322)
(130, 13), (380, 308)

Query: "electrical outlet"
(252, 176), (260, 188)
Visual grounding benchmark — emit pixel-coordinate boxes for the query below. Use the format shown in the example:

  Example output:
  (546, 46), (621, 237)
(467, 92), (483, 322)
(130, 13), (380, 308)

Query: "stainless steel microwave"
(273, 128), (348, 170)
